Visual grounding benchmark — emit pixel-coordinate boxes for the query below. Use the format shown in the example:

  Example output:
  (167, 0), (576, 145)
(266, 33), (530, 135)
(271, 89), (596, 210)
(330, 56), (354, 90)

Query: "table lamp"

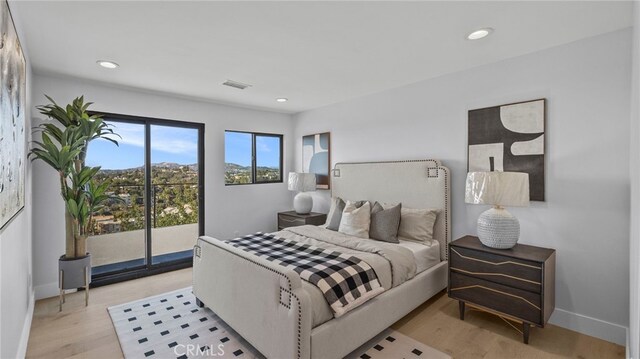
(288, 172), (316, 214)
(465, 171), (530, 249)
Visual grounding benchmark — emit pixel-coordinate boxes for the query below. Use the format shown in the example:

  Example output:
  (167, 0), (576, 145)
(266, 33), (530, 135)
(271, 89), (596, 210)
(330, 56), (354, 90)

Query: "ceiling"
(11, 1), (632, 114)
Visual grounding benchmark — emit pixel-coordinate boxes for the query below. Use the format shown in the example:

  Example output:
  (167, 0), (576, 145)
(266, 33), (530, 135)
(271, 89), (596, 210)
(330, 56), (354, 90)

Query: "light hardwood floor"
(27, 268), (624, 359)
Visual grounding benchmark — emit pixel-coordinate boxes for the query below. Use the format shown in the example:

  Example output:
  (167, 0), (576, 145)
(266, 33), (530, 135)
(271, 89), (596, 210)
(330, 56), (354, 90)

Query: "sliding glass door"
(150, 125), (201, 264)
(87, 122), (148, 275)
(86, 114), (204, 285)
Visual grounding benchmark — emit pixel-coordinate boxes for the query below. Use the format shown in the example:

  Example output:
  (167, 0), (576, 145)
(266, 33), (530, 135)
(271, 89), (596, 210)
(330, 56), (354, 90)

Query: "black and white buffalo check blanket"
(225, 232), (384, 317)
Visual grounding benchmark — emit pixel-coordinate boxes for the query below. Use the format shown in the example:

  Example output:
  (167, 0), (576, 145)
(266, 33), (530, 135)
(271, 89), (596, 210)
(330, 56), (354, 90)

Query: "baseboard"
(627, 328), (630, 359)
(35, 281), (60, 300)
(17, 289), (35, 358)
(549, 308), (627, 346)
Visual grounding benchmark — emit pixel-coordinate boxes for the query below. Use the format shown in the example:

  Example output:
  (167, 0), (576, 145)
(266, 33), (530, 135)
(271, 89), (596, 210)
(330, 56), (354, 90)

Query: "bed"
(193, 159), (451, 359)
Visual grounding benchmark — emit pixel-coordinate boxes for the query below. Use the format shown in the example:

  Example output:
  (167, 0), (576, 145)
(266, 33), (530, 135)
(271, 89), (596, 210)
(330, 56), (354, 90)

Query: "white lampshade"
(465, 172), (530, 207)
(288, 172), (316, 192)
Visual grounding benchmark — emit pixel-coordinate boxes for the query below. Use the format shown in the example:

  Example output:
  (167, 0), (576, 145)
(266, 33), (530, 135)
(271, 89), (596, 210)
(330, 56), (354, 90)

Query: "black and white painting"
(0, 0), (26, 229)
(468, 99), (545, 201)
(302, 132), (330, 190)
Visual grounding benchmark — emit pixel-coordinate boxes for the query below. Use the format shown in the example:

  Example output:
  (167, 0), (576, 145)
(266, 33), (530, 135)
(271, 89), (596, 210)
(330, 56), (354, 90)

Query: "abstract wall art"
(468, 99), (545, 201)
(0, 0), (26, 229)
(302, 132), (330, 190)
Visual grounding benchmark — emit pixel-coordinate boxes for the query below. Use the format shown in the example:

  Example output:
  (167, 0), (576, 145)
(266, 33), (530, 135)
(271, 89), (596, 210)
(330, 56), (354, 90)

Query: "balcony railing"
(88, 183), (199, 268)
(88, 223), (199, 267)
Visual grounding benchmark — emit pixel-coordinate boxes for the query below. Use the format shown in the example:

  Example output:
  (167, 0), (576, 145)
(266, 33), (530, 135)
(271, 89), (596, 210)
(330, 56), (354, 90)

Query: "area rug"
(346, 329), (451, 359)
(108, 287), (450, 359)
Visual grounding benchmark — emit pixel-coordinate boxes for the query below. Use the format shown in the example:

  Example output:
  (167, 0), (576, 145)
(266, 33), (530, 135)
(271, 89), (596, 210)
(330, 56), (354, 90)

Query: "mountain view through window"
(225, 131), (282, 184)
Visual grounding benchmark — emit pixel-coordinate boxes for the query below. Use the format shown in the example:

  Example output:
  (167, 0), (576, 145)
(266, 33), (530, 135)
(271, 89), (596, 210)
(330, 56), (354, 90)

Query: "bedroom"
(0, 1), (638, 358)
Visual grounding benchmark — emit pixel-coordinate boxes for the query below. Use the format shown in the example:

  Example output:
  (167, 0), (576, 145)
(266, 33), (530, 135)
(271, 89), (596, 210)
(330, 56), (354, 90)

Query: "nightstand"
(448, 235), (555, 344)
(277, 211), (327, 230)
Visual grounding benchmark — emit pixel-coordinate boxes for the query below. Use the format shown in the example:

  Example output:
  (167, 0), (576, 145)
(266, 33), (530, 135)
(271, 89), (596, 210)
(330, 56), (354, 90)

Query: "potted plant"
(30, 96), (120, 308)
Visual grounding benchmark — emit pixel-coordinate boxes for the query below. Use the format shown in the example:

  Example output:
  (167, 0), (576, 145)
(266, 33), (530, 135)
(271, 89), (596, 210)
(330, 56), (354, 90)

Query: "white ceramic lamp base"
(477, 207), (520, 249)
(293, 192), (313, 214)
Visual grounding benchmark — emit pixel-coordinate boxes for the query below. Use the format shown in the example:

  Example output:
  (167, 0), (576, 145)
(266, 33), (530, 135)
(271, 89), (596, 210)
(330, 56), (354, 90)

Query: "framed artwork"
(468, 99), (545, 201)
(302, 132), (330, 190)
(0, 0), (26, 229)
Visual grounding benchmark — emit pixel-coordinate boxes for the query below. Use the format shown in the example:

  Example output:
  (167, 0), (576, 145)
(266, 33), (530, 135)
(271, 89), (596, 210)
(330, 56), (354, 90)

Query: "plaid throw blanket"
(225, 232), (384, 317)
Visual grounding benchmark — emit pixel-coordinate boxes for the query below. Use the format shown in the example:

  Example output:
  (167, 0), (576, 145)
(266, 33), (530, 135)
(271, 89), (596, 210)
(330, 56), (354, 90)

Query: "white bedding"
(273, 225), (430, 328)
(397, 238), (441, 273)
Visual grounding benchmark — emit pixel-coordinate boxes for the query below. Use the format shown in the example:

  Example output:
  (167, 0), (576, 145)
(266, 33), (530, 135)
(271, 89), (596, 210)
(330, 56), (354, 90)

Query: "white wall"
(629, 1), (640, 358)
(32, 74), (294, 299)
(0, 2), (34, 357)
(294, 29), (632, 345)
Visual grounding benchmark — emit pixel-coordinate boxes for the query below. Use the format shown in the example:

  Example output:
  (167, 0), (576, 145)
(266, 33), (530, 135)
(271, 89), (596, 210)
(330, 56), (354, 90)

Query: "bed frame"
(193, 159), (451, 359)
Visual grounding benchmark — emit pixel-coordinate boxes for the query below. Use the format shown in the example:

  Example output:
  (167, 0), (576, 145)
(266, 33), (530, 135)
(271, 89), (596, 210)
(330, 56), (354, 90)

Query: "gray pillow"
(369, 202), (402, 243)
(326, 197), (346, 231)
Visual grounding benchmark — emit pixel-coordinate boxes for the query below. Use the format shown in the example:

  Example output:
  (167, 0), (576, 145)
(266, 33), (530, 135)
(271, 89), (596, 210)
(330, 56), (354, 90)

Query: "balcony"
(88, 223), (198, 270)
(88, 183), (199, 276)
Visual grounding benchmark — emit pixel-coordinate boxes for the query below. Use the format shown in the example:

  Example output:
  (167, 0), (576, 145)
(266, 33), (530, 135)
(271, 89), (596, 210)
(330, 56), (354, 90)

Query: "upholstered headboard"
(331, 159), (451, 260)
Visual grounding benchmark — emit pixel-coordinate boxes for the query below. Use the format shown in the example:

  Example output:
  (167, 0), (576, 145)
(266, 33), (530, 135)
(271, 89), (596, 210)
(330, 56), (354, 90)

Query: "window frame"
(225, 130), (284, 186)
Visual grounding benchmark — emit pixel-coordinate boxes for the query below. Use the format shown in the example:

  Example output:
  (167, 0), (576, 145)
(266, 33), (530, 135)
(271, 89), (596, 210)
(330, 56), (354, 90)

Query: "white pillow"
(338, 201), (371, 239)
(398, 207), (439, 243)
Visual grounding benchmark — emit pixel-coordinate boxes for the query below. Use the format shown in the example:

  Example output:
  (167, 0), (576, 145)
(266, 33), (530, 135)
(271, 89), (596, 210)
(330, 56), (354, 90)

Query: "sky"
(86, 122), (198, 170)
(224, 131), (280, 168)
(86, 122), (281, 170)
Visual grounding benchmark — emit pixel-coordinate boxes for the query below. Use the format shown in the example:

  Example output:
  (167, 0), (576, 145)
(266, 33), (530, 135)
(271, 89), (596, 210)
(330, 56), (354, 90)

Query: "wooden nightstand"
(448, 235), (556, 344)
(277, 211), (327, 230)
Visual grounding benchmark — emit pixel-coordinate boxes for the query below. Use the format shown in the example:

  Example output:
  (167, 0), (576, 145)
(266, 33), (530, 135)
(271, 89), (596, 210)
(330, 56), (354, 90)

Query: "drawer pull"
(280, 217), (302, 223)
(450, 267), (541, 285)
(451, 248), (541, 270)
(451, 284), (541, 311)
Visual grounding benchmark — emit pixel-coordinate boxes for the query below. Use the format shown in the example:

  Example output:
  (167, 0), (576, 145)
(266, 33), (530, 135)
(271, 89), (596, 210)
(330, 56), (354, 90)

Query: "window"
(225, 131), (283, 185)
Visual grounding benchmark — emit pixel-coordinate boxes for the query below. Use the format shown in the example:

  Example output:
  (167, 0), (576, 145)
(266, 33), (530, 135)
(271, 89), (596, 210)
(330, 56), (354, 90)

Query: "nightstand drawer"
(278, 215), (306, 228)
(450, 246), (542, 293)
(450, 272), (542, 325)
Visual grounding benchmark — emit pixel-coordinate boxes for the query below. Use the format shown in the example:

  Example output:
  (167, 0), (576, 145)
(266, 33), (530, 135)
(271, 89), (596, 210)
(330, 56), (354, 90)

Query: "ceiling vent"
(222, 80), (252, 90)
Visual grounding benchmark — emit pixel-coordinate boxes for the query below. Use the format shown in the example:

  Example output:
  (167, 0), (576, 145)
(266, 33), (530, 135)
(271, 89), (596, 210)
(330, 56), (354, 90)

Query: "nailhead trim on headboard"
(442, 166), (450, 261)
(332, 159), (451, 261)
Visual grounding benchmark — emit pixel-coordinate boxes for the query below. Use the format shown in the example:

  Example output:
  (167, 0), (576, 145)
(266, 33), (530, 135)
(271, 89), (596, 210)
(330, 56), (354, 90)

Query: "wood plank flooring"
(392, 292), (624, 358)
(26, 268), (624, 358)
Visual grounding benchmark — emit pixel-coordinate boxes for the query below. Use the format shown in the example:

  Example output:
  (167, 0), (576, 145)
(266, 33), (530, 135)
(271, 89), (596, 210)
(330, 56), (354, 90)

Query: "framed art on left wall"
(0, 0), (26, 229)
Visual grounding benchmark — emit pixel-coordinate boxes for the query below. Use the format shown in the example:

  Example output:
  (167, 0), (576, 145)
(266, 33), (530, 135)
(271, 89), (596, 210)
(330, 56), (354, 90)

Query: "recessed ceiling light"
(466, 28), (493, 40)
(96, 60), (119, 69)
(276, 98), (288, 103)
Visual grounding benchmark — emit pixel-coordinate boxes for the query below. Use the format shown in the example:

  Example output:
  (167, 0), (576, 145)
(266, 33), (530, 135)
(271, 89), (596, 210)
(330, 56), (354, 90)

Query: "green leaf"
(66, 198), (79, 218)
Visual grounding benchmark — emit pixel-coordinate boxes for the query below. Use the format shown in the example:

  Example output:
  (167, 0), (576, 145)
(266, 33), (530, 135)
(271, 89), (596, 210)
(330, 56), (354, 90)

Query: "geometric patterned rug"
(108, 287), (450, 359)
(346, 329), (451, 359)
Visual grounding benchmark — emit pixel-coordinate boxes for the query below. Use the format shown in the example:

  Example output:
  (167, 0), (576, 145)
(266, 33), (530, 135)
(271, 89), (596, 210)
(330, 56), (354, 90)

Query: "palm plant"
(30, 96), (120, 259)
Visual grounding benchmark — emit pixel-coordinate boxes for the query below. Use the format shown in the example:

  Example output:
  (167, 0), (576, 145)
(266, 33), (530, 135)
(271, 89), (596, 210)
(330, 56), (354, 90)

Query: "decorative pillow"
(352, 200), (367, 208)
(398, 207), (439, 243)
(338, 201), (371, 239)
(369, 202), (402, 243)
(325, 197), (346, 231)
(380, 202), (400, 209)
